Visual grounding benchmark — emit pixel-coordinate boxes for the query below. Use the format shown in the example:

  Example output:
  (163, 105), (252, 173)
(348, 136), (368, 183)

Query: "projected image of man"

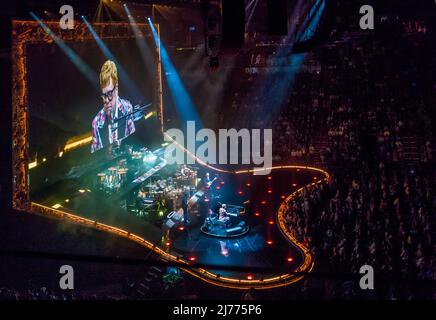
(91, 60), (135, 153)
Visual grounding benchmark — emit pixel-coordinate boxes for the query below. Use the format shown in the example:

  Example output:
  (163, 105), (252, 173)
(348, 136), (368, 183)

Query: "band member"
(180, 164), (190, 177)
(203, 172), (211, 185)
(91, 60), (135, 153)
(155, 179), (164, 191)
(138, 187), (147, 200)
(182, 192), (190, 225)
(202, 172), (212, 200)
(136, 186), (148, 213)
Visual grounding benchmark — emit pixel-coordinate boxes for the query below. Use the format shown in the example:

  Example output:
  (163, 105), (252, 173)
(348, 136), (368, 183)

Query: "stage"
(29, 145), (329, 289)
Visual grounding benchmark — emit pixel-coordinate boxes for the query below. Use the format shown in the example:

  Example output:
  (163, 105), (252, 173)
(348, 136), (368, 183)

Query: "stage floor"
(169, 169), (318, 280)
(30, 165), (328, 289)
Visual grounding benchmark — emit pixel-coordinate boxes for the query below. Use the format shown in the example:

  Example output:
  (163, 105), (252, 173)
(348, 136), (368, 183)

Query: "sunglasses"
(101, 86), (117, 103)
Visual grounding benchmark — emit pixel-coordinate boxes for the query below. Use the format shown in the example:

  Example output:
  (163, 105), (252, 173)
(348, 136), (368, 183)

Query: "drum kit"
(133, 166), (199, 213)
(175, 165), (197, 187)
(144, 178), (188, 198)
(96, 166), (129, 193)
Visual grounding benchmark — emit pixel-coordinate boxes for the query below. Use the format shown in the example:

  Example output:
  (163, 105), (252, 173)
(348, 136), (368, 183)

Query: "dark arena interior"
(0, 0), (435, 306)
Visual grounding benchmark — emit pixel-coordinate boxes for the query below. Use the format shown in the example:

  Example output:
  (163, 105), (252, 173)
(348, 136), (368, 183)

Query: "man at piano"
(218, 203), (230, 226)
(91, 60), (135, 153)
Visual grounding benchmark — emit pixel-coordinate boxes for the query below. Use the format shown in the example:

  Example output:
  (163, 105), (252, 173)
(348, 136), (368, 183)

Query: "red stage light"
(261, 200), (266, 204)
(246, 274), (253, 280)
(292, 183), (297, 187)
(254, 212), (260, 217)
(216, 186), (221, 190)
(238, 191), (243, 195)
(267, 189), (272, 194)
(189, 256), (196, 262)
(313, 176), (318, 180)
(246, 183), (251, 187)
(165, 241), (171, 246)
(179, 226), (185, 231)
(266, 240), (273, 245)
(267, 176), (272, 180)
(268, 220), (274, 225)
(287, 257), (294, 262)
(221, 181), (225, 185)
(280, 195), (286, 199)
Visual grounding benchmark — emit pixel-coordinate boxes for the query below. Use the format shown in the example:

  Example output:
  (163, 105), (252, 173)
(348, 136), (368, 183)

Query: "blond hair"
(99, 60), (118, 89)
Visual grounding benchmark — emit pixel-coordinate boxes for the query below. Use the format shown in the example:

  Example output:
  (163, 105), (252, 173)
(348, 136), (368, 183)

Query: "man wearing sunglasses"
(91, 60), (135, 153)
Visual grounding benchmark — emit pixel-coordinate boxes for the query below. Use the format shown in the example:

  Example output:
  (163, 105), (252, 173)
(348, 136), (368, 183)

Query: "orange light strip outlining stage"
(30, 162), (330, 290)
(29, 127), (331, 289)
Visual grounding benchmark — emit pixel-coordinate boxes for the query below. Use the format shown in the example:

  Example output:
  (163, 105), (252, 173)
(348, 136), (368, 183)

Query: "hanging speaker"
(203, 0), (222, 57)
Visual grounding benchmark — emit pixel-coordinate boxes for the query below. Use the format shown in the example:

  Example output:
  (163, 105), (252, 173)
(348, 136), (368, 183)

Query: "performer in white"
(218, 204), (229, 223)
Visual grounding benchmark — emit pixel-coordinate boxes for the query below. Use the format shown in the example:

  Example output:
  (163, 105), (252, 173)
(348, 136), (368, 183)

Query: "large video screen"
(27, 37), (161, 202)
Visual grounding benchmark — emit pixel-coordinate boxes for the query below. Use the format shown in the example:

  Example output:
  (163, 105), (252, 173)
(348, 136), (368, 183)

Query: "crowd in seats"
(219, 22), (435, 299)
(403, 21), (427, 34)
(275, 23), (435, 299)
(0, 269), (193, 300)
(0, 287), (124, 300)
(283, 163), (435, 299)
(273, 28), (434, 166)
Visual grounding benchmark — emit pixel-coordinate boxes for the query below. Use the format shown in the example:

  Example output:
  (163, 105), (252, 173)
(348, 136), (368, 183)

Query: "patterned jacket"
(91, 97), (135, 153)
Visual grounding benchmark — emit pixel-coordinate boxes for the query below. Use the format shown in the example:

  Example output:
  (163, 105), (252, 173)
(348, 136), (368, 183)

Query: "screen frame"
(11, 19), (163, 210)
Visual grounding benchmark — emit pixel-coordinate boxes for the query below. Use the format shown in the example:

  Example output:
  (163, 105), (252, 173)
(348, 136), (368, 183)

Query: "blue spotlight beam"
(237, 0), (328, 125)
(82, 16), (146, 102)
(82, 16), (116, 61)
(238, 0), (307, 125)
(30, 12), (99, 88)
(148, 18), (202, 129)
(296, 0), (325, 42)
(124, 4), (155, 74)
